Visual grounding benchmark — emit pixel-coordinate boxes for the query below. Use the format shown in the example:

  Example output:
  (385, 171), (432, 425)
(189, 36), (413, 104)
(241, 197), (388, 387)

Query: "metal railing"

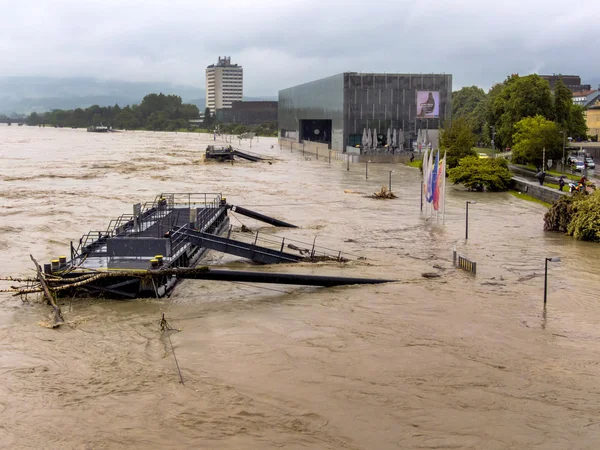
(228, 228), (359, 262)
(71, 193), (224, 263)
(453, 247), (477, 274)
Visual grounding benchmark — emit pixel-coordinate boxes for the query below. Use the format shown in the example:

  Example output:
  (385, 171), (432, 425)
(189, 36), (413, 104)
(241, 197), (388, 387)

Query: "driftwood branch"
(30, 255), (64, 327)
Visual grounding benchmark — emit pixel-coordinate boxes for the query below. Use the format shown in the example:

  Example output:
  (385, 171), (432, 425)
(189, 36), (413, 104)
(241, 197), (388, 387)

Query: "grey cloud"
(1, 0), (598, 95)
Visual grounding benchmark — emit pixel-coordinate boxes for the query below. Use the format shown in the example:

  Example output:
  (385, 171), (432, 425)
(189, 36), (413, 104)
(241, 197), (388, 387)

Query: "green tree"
(448, 156), (512, 191)
(439, 116), (477, 168)
(553, 77), (572, 129)
(567, 104), (588, 139)
(452, 86), (487, 137)
(27, 112), (41, 126)
(203, 107), (213, 128)
(488, 74), (554, 148)
(512, 115), (562, 168)
(567, 190), (600, 242)
(545, 190), (600, 242)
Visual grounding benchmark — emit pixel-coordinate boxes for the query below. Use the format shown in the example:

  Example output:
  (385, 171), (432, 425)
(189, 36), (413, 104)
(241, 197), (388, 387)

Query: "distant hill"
(0, 77), (278, 115)
(0, 77), (205, 114)
(188, 96), (278, 111)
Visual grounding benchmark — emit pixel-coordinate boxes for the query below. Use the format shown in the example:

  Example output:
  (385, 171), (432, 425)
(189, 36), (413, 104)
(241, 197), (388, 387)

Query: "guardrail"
(453, 247), (476, 275)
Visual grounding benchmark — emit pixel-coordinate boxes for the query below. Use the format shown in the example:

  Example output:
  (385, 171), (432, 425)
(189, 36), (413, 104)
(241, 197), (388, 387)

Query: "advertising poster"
(416, 91), (440, 118)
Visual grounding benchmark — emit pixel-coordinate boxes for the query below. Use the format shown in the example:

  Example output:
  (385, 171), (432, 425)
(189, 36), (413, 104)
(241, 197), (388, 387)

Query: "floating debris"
(370, 187), (397, 199)
(421, 272), (441, 278)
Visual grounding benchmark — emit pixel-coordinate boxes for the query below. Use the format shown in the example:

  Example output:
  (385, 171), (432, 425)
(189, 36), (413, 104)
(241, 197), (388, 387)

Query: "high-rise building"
(205, 56), (243, 114)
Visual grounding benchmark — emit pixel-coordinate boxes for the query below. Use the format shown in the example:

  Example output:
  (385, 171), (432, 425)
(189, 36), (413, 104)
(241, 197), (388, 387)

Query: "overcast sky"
(1, 0), (598, 95)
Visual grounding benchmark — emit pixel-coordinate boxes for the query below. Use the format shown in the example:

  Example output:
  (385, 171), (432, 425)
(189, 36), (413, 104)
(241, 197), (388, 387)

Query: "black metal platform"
(29, 192), (385, 300)
(205, 145), (265, 162)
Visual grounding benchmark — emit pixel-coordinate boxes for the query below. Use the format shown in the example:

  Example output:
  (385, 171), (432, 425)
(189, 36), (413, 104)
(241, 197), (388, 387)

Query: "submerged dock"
(4, 192), (392, 306)
(205, 145), (265, 162)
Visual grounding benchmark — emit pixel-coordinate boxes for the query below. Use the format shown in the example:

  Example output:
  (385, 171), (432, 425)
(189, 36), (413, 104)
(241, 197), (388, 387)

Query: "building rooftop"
(207, 56), (240, 69)
(572, 90), (596, 97)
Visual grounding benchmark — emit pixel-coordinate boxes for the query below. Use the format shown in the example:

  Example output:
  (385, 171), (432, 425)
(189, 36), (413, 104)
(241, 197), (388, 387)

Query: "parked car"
(571, 160), (585, 172)
(585, 158), (595, 169)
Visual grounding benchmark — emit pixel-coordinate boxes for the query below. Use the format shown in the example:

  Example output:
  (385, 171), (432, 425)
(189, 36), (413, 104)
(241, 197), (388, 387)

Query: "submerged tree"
(544, 189), (600, 242)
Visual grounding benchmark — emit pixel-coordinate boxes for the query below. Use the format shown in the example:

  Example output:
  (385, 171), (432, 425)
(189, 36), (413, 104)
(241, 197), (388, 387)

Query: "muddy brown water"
(1, 127), (600, 449)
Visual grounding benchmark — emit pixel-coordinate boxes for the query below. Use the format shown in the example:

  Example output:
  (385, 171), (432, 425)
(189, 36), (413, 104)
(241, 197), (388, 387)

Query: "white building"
(205, 56), (243, 114)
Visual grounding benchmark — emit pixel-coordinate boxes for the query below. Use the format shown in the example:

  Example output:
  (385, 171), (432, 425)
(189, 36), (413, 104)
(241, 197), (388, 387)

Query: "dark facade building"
(278, 72), (452, 152)
(539, 74), (591, 93)
(215, 101), (278, 125)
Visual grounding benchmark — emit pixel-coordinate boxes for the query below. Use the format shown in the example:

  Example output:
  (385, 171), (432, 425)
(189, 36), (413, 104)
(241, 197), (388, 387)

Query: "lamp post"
(389, 170), (394, 192)
(465, 200), (477, 240)
(561, 131), (566, 174)
(366, 160), (371, 179)
(544, 257), (561, 305)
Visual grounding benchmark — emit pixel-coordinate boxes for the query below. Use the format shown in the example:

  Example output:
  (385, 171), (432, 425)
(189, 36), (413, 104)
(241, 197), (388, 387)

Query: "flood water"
(1, 126), (600, 449)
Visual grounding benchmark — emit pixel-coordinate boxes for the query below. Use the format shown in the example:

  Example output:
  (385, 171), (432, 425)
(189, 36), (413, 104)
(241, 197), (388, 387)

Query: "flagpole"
(442, 151), (447, 224)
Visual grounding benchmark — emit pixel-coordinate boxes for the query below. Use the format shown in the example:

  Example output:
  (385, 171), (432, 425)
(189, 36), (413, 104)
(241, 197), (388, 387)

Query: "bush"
(545, 190), (600, 242)
(447, 156), (512, 191)
(567, 190), (600, 242)
(544, 194), (578, 232)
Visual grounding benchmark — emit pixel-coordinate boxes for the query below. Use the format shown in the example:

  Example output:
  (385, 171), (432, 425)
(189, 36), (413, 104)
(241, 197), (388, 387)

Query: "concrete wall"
(511, 178), (566, 204)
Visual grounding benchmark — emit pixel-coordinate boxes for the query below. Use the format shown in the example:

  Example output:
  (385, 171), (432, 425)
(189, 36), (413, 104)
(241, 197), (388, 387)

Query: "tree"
(546, 189), (600, 242)
(488, 75), (554, 148)
(439, 116), (477, 168)
(553, 77), (572, 130)
(203, 107), (213, 128)
(448, 156), (512, 192)
(27, 112), (41, 126)
(452, 86), (487, 138)
(567, 189), (600, 242)
(512, 115), (562, 168)
(567, 104), (588, 139)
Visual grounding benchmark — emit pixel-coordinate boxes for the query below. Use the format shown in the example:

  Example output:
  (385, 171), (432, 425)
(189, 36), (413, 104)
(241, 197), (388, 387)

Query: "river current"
(1, 126), (599, 449)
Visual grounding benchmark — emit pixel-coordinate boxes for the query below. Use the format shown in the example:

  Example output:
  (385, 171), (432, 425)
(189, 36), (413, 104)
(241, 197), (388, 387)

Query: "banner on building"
(416, 91), (440, 118)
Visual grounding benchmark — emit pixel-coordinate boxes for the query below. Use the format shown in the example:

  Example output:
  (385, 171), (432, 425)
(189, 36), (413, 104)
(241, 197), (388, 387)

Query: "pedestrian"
(410, 152), (415, 163)
(558, 178), (565, 191)
(536, 171), (546, 186)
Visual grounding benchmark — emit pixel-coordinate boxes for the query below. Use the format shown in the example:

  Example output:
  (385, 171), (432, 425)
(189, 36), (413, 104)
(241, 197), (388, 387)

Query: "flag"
(426, 151), (438, 203)
(422, 149), (430, 202)
(433, 153), (443, 211)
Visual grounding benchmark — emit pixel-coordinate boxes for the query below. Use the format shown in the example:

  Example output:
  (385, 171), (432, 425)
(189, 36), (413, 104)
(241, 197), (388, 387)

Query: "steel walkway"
(232, 150), (264, 162)
(179, 229), (303, 264)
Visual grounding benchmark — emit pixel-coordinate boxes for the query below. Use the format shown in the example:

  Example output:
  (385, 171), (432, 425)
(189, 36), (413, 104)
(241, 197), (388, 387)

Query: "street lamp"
(544, 257), (561, 305)
(389, 170), (395, 192)
(561, 131), (566, 174)
(465, 200), (477, 240)
(366, 160), (371, 179)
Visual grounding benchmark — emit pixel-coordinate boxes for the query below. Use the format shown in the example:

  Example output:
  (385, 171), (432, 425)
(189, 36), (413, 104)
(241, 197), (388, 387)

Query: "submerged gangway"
(179, 229), (303, 264)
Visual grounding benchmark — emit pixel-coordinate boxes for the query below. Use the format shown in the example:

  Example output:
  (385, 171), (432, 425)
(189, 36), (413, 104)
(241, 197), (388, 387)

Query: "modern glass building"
(278, 72), (452, 152)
